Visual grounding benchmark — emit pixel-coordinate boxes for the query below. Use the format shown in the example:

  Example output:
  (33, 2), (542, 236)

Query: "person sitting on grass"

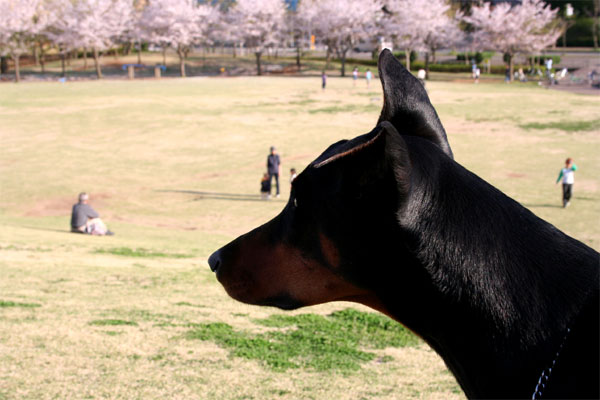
(290, 168), (297, 184)
(260, 173), (271, 200)
(70, 192), (114, 235)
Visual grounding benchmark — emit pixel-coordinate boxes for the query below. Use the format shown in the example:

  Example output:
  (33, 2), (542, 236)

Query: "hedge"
(455, 51), (496, 64)
(563, 18), (598, 47)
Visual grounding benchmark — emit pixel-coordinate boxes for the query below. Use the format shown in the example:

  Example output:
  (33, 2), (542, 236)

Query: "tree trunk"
(40, 48), (46, 73)
(137, 39), (142, 64)
(593, 0), (599, 49)
(296, 45), (301, 71)
(255, 51), (262, 76)
(340, 49), (347, 77)
(33, 44), (40, 67)
(93, 47), (102, 79)
(425, 52), (430, 80)
(432, 49), (437, 64)
(232, 44), (237, 58)
(177, 47), (186, 77)
(0, 56), (8, 75)
(13, 55), (21, 82)
(508, 53), (514, 82)
(61, 52), (66, 77)
(325, 46), (331, 70)
(83, 48), (88, 69)
(405, 48), (411, 71)
(162, 47), (166, 66)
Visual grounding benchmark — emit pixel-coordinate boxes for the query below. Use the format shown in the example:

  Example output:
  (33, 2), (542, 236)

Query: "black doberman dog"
(208, 50), (599, 399)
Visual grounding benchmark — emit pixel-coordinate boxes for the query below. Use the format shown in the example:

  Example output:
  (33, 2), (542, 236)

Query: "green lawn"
(0, 76), (598, 399)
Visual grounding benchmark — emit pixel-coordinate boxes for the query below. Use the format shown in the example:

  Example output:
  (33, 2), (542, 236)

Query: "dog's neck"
(385, 142), (598, 398)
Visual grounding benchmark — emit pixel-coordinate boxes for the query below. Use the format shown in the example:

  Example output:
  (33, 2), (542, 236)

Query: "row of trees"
(0, 0), (564, 82)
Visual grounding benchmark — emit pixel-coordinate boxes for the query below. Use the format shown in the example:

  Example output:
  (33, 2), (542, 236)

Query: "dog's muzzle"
(208, 250), (221, 273)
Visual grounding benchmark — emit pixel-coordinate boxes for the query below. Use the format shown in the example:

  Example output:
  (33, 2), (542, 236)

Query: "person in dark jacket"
(267, 146), (281, 198)
(70, 192), (113, 235)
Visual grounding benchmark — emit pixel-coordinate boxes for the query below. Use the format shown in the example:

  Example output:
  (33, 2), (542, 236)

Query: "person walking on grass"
(321, 71), (327, 90)
(267, 146), (281, 198)
(556, 157), (577, 208)
(365, 68), (373, 88)
(352, 67), (359, 86)
(70, 192), (114, 235)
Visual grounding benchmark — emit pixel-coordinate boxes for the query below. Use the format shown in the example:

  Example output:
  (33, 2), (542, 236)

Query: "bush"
(412, 61), (472, 73)
(344, 57), (377, 67)
(563, 18), (597, 47)
(456, 51), (495, 64)
(392, 50), (418, 64)
(528, 55), (561, 66)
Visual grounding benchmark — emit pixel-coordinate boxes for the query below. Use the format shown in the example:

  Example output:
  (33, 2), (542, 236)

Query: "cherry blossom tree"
(463, 0), (563, 81)
(140, 0), (218, 77)
(420, 1), (464, 69)
(46, 0), (81, 77)
(0, 0), (41, 82)
(300, 0), (383, 76)
(232, 0), (286, 76)
(83, 0), (132, 77)
(28, 1), (56, 73)
(57, 0), (133, 79)
(382, 0), (429, 72)
(283, 6), (306, 70)
(215, 7), (244, 58)
(380, 0), (464, 75)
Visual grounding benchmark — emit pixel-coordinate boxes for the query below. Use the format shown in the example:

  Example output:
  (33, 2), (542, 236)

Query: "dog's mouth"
(258, 293), (304, 310)
(221, 279), (303, 310)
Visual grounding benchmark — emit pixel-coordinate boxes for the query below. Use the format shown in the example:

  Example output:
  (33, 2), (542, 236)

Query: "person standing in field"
(365, 69), (373, 88)
(352, 67), (359, 86)
(417, 69), (426, 86)
(321, 71), (327, 90)
(267, 146), (281, 198)
(70, 192), (114, 235)
(556, 157), (578, 208)
(289, 168), (297, 184)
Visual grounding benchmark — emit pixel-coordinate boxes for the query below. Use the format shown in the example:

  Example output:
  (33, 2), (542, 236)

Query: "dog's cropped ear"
(313, 122), (410, 190)
(377, 49), (453, 159)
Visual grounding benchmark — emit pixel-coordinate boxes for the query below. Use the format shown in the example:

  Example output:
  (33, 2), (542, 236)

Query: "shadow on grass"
(158, 189), (287, 203)
(524, 196), (596, 209)
(13, 226), (72, 234)
(523, 203), (563, 209)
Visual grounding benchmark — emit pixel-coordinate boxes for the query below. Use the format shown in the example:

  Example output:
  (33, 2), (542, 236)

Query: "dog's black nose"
(208, 250), (221, 273)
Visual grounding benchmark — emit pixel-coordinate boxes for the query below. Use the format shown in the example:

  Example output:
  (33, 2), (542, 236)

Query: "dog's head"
(208, 50), (452, 313)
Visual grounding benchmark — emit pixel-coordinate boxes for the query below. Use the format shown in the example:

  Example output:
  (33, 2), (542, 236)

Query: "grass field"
(0, 75), (598, 400)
